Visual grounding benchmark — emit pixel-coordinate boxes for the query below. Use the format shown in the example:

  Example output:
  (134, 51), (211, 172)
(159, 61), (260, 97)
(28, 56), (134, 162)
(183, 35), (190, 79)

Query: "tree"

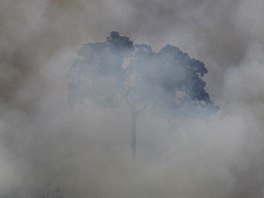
(68, 32), (218, 155)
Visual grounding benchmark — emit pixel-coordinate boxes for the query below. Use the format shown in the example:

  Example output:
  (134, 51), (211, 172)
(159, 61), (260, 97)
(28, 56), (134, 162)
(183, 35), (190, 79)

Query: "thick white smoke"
(1, 0), (264, 198)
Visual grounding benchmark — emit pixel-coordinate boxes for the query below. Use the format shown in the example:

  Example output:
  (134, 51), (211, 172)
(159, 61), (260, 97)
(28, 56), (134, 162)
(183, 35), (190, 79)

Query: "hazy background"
(1, 0), (264, 197)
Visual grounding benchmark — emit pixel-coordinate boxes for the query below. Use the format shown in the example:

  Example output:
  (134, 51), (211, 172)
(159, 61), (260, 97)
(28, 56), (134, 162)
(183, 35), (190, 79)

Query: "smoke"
(1, 0), (264, 197)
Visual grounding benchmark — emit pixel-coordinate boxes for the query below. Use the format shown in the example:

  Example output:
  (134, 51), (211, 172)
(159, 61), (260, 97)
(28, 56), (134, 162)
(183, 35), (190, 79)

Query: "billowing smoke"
(1, 0), (264, 198)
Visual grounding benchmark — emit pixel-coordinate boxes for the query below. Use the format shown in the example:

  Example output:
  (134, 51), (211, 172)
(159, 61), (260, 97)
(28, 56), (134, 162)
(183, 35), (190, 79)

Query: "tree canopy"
(68, 31), (218, 116)
(68, 31), (218, 155)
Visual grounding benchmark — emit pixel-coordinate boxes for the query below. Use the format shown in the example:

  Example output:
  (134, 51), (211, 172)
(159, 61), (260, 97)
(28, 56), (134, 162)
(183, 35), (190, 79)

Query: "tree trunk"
(130, 109), (138, 156)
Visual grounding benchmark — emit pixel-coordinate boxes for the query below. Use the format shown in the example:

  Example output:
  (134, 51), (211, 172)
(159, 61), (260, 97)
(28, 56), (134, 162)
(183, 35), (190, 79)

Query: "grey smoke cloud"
(0, 0), (264, 197)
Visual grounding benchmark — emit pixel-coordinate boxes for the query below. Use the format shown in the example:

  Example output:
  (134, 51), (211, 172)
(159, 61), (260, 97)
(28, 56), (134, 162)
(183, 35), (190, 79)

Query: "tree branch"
(120, 87), (134, 109)
(136, 103), (148, 115)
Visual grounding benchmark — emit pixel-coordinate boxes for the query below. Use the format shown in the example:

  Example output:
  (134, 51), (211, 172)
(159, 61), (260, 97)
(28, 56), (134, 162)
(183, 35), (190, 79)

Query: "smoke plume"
(0, 0), (264, 197)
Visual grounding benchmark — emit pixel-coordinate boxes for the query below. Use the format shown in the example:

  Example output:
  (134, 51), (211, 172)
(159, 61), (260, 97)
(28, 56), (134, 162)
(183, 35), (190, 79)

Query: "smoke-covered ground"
(1, 0), (264, 197)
